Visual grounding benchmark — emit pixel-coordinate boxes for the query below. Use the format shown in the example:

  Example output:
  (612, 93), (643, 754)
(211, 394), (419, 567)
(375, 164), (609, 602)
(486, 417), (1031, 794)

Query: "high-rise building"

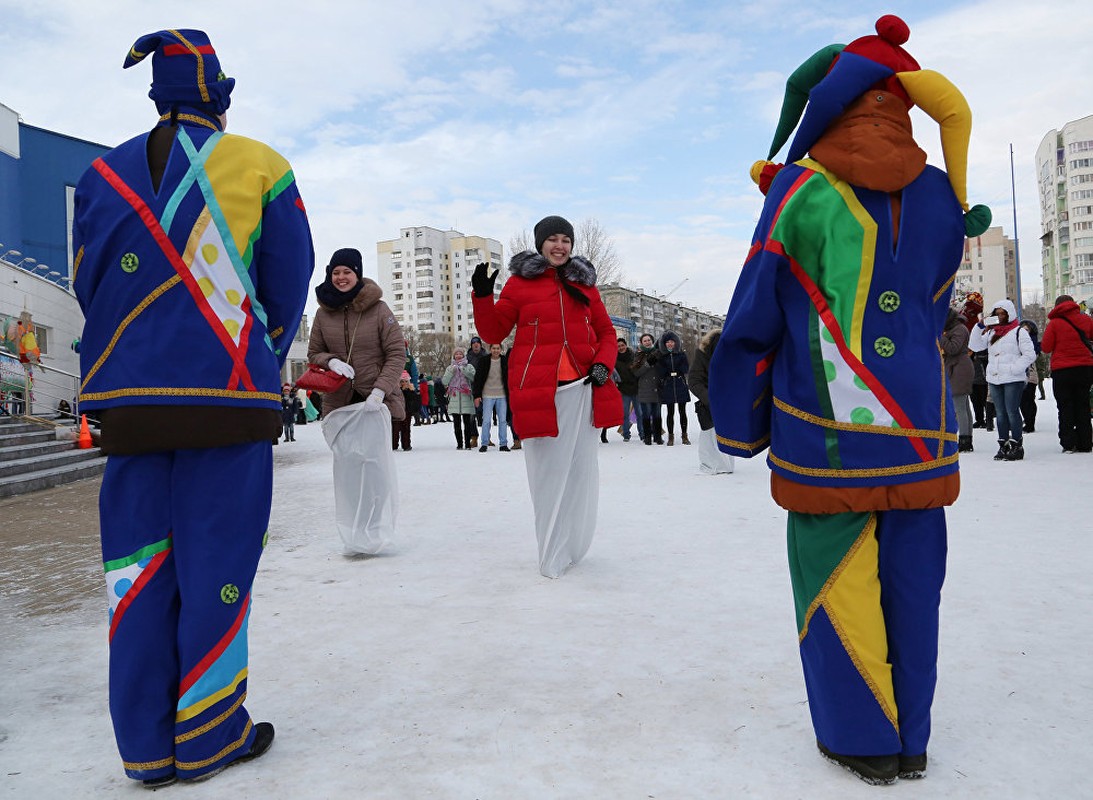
(376, 226), (504, 340)
(599, 283), (724, 352)
(1036, 114), (1093, 304)
(955, 226), (1017, 307)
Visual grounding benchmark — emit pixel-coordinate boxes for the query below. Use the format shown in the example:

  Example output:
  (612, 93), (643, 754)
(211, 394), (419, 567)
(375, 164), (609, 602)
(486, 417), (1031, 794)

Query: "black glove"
(584, 362), (610, 386)
(646, 351), (659, 364)
(471, 262), (497, 298)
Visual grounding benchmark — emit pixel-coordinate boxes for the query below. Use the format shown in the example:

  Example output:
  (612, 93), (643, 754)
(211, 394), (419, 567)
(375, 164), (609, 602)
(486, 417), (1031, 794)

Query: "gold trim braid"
(770, 451), (959, 478)
(175, 720), (252, 771)
(772, 397), (958, 442)
(122, 755), (175, 770)
(175, 693), (247, 744)
(80, 387), (280, 402)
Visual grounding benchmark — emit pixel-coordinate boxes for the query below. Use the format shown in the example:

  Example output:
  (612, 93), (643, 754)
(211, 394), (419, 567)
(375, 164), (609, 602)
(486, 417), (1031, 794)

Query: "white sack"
(699, 427), (735, 475)
(321, 403), (398, 555)
(522, 381), (599, 578)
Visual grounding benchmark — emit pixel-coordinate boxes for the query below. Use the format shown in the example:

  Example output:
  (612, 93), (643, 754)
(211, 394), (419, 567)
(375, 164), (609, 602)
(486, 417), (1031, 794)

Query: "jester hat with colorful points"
(123, 29), (234, 116)
(752, 15), (991, 236)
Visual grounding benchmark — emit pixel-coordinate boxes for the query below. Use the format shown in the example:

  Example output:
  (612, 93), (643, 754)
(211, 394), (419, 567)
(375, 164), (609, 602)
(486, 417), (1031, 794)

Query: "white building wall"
(1037, 115), (1093, 304)
(956, 226), (1016, 308)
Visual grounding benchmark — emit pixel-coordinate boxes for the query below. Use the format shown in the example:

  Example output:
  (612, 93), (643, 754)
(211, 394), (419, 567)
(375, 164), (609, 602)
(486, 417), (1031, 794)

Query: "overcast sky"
(2, 0), (1091, 315)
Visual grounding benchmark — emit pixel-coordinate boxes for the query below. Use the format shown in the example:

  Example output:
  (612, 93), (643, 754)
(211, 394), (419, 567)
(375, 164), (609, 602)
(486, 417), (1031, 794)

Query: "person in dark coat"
(393, 371), (419, 451)
(632, 333), (663, 444)
(472, 342), (512, 451)
(942, 309), (974, 451)
(656, 331), (691, 445)
(1041, 294), (1093, 452)
(1019, 320), (1041, 433)
(432, 374), (450, 421)
(614, 337), (643, 441)
(281, 384), (302, 442)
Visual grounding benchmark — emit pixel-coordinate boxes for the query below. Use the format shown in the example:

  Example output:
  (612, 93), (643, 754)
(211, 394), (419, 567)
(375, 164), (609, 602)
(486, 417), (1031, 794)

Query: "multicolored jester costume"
(73, 30), (313, 784)
(708, 15), (990, 785)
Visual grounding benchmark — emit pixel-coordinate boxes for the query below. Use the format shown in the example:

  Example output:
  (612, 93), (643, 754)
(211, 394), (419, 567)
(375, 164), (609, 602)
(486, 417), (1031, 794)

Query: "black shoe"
(986, 421), (994, 431)
(644, 436), (652, 446)
(600, 431), (608, 443)
(898, 752), (927, 779)
(499, 445), (510, 452)
(183, 722), (274, 783)
(958, 435), (974, 452)
(817, 742), (898, 785)
(655, 439), (664, 445)
(1004, 440), (1024, 461)
(993, 440), (1009, 460)
(479, 445), (488, 452)
(142, 775), (177, 789)
(972, 421), (984, 429)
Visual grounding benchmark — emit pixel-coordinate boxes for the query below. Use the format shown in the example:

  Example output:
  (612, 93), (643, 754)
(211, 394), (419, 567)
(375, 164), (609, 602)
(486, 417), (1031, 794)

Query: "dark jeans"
(392, 416), (412, 450)
(639, 401), (662, 442)
(1020, 383), (1038, 431)
(989, 381), (1024, 443)
(664, 402), (689, 435)
(1052, 366), (1093, 452)
(453, 413), (478, 447)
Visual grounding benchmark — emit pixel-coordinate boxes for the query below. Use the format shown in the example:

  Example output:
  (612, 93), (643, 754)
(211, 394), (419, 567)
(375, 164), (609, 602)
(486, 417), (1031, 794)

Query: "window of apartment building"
(1074, 206), (1093, 217)
(1071, 174), (1093, 185)
(393, 272), (402, 279)
(1071, 158), (1093, 169)
(1069, 140), (1093, 153)
(1073, 221), (1093, 231)
(1072, 189), (1093, 200)
(1072, 236), (1093, 248)
(1074, 253), (1093, 267)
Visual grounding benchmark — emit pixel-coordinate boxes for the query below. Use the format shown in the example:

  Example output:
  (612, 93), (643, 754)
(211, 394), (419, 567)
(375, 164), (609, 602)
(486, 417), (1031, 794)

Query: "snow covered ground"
(1, 393), (1089, 798)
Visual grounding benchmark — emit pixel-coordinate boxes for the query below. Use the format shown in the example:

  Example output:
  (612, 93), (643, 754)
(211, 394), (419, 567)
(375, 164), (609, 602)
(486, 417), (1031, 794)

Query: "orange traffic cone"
(77, 413), (92, 449)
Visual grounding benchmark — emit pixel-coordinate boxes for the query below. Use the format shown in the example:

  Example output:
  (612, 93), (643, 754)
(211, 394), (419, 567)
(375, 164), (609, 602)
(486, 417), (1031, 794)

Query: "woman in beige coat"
(308, 248), (406, 420)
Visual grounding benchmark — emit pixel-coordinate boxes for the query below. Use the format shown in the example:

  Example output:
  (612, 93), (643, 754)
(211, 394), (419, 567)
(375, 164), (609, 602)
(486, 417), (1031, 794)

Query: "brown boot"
(467, 435), (478, 449)
(681, 432), (691, 445)
(512, 439), (522, 450)
(667, 433), (675, 446)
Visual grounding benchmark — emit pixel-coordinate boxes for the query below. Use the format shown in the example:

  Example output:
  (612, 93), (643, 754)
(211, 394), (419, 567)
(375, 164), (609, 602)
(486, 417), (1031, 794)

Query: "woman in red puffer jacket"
(1041, 294), (1093, 452)
(471, 215), (622, 578)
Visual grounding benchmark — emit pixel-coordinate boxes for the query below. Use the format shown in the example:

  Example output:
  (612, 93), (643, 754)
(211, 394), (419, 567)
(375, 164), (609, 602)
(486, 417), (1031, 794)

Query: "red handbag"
(294, 363), (347, 393)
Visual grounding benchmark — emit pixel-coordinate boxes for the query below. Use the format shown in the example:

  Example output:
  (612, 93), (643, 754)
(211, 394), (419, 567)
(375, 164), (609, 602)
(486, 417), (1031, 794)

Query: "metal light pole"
(1010, 143), (1023, 317)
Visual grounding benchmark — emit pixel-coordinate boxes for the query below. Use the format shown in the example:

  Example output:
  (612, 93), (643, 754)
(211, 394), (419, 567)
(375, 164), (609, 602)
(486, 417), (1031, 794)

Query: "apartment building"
(376, 226), (504, 340)
(1036, 114), (1093, 303)
(956, 226), (1017, 307)
(599, 283), (724, 350)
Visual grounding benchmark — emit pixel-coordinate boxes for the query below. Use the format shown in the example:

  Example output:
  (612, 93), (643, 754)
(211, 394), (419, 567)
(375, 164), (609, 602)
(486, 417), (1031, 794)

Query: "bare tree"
(574, 218), (624, 286)
(509, 230), (531, 257)
(416, 331), (456, 377)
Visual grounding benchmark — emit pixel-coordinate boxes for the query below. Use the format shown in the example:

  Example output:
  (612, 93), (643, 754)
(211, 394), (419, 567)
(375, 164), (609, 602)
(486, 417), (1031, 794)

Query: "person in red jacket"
(472, 215), (622, 577)
(1041, 294), (1093, 453)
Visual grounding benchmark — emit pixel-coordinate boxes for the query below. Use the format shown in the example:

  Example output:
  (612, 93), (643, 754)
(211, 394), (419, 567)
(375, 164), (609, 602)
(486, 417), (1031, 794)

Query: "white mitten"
(364, 387), (385, 409)
(328, 358), (355, 379)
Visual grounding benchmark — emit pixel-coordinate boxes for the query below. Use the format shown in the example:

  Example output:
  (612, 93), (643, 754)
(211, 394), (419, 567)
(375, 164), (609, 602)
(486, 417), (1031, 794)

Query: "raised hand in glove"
(471, 262), (497, 298)
(363, 387), (385, 410)
(328, 358), (355, 379)
(584, 362), (611, 386)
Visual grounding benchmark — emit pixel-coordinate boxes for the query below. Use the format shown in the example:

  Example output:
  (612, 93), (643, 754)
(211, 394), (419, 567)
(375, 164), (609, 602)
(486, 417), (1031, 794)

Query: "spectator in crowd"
(657, 331), (691, 446)
(393, 371), (418, 451)
(633, 333), (664, 445)
(418, 375), (431, 425)
(1041, 294), (1093, 453)
(969, 299), (1036, 461)
(689, 330), (734, 474)
(72, 28), (312, 786)
(281, 383), (301, 442)
(942, 309), (974, 452)
(471, 215), (621, 577)
(433, 374), (450, 422)
(443, 347), (478, 450)
(970, 350), (993, 431)
(468, 335), (488, 429)
(614, 337), (643, 442)
(472, 342), (511, 452)
(1019, 320), (1041, 433)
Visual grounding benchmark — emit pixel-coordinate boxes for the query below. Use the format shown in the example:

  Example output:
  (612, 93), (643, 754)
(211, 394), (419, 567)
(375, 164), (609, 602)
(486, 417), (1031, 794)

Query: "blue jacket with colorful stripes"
(708, 159), (964, 492)
(73, 119), (313, 412)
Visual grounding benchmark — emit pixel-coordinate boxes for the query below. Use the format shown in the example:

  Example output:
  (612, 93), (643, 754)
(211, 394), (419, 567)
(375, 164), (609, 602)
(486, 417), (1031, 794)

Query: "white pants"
(522, 381), (599, 578)
(699, 427), (735, 474)
(322, 403), (398, 555)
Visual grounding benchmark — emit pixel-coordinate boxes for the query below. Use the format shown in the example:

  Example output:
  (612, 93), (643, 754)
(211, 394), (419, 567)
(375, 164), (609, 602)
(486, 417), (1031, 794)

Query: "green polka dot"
(891, 420), (902, 428)
(850, 407), (875, 425)
(120, 253), (139, 273)
(823, 360), (836, 382)
(220, 584), (240, 604)
(878, 290), (901, 312)
(874, 337), (895, 357)
(854, 375), (869, 390)
(821, 327), (835, 344)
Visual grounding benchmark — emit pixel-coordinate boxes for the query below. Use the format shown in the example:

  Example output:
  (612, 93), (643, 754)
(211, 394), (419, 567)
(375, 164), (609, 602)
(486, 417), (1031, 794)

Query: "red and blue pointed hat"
(124, 29), (234, 116)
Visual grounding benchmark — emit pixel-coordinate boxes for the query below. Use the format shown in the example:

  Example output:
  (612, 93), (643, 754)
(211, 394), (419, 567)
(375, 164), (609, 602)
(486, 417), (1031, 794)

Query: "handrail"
(0, 350), (82, 421)
(0, 349), (80, 380)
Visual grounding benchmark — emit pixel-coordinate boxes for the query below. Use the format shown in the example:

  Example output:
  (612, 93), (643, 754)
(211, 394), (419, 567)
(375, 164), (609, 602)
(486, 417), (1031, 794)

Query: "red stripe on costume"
(163, 44), (216, 56)
(755, 352), (776, 377)
(233, 297), (257, 391)
(179, 593), (250, 697)
(776, 244), (934, 463)
(770, 169), (815, 231)
(90, 159), (256, 388)
(109, 548), (171, 643)
(295, 197), (307, 214)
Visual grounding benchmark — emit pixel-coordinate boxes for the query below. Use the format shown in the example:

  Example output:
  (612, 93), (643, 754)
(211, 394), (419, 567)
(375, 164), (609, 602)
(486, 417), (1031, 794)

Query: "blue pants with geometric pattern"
(99, 441), (271, 781)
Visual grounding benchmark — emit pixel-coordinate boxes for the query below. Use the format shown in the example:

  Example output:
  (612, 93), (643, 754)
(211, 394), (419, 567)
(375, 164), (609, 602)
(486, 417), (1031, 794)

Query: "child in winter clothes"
(393, 371), (419, 450)
(281, 384), (302, 442)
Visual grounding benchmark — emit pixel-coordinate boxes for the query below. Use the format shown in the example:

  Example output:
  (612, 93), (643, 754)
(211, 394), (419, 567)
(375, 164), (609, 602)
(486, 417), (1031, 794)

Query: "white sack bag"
(698, 427), (735, 475)
(321, 403), (398, 554)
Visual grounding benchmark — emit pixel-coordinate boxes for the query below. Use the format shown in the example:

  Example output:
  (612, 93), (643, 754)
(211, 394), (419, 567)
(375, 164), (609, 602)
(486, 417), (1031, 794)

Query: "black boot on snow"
(817, 741), (898, 785)
(1004, 439), (1024, 460)
(993, 440), (1009, 460)
(898, 752), (928, 779)
(958, 435), (974, 452)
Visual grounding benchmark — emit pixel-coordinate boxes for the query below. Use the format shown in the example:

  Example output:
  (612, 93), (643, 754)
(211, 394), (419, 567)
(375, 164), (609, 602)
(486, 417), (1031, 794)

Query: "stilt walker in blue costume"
(708, 15), (991, 785)
(72, 29), (313, 787)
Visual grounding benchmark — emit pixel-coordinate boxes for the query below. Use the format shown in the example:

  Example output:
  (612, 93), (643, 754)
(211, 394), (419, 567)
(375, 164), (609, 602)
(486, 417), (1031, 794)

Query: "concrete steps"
(0, 416), (106, 499)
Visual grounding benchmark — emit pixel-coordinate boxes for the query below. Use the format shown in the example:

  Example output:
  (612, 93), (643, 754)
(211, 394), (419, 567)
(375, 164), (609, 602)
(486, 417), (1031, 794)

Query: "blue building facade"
(0, 105), (110, 286)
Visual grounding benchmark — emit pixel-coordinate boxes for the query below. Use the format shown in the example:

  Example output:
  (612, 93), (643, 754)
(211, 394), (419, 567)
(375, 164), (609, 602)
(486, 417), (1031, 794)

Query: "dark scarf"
(315, 279), (365, 309)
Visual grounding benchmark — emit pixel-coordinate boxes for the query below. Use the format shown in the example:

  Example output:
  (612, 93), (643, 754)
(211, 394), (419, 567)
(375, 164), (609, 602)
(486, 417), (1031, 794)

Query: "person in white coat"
(969, 299), (1036, 461)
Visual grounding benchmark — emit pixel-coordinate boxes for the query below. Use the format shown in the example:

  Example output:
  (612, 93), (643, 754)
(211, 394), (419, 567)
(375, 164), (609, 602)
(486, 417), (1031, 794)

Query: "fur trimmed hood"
(317, 277), (383, 313)
(508, 251), (597, 286)
(699, 329), (721, 354)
